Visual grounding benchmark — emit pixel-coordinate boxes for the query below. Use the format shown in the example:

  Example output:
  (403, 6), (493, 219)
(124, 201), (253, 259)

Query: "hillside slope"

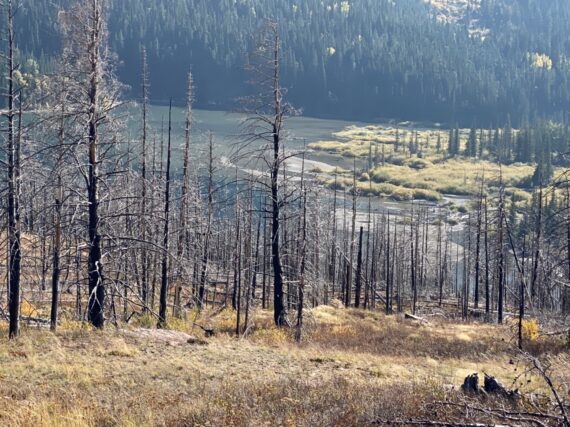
(1, 306), (567, 426)
(7, 0), (570, 125)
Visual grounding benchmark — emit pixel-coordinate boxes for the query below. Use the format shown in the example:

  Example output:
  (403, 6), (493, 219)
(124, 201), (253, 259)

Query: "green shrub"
(413, 189), (442, 202)
(407, 158), (432, 170)
(389, 156), (407, 166)
(371, 170), (391, 183)
(436, 184), (475, 196)
(505, 188), (530, 202)
(375, 183), (399, 196)
(328, 180), (347, 191)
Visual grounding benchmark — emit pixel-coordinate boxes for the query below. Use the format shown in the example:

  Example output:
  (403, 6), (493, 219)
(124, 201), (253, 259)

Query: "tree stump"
(461, 373), (480, 393)
(484, 373), (519, 398)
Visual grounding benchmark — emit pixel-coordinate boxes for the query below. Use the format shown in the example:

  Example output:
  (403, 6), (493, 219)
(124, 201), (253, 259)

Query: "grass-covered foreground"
(0, 306), (568, 426)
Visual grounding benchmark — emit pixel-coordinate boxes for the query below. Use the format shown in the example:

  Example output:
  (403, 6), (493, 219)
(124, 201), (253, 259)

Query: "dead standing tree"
(239, 21), (294, 327)
(139, 47), (150, 311)
(1, 0), (22, 338)
(158, 101), (172, 328)
(59, 0), (123, 328)
(177, 72), (193, 312)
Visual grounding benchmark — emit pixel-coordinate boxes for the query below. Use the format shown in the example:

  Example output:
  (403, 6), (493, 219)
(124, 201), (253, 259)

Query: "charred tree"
(158, 101), (173, 328)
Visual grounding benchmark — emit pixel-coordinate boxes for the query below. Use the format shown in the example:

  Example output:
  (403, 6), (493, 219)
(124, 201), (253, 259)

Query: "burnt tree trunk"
(268, 28), (287, 326)
(6, 0), (21, 339)
(51, 178), (63, 331)
(354, 226), (364, 308)
(87, 0), (105, 329)
(198, 134), (214, 309)
(158, 101), (173, 328)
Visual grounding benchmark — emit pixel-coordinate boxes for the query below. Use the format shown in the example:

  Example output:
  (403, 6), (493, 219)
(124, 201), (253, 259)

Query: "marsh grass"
(310, 123), (544, 201)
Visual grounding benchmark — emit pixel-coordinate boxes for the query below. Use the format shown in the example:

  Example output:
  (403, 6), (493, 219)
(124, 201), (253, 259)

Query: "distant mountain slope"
(426, 0), (480, 23)
(6, 0), (570, 125)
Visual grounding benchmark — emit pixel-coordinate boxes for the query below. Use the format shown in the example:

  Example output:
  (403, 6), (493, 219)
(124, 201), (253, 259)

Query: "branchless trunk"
(531, 186), (543, 304)
(474, 182), (483, 309)
(386, 214), (391, 314)
(497, 180), (505, 324)
(51, 178), (63, 331)
(330, 172), (338, 297)
(364, 188), (371, 309)
(198, 134), (214, 309)
(484, 196), (490, 320)
(6, 0), (21, 339)
(346, 161), (357, 307)
(140, 47), (149, 311)
(179, 72), (193, 265)
(261, 199), (268, 309)
(295, 176), (307, 342)
(158, 101), (173, 328)
(354, 226), (364, 308)
(566, 188), (570, 314)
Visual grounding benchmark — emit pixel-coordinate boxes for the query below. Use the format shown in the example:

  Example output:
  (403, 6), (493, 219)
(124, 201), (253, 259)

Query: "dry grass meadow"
(0, 305), (568, 426)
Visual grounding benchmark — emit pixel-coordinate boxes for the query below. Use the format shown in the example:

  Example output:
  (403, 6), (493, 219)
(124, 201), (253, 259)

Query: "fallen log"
(22, 316), (50, 325)
(376, 420), (513, 427)
(405, 313), (427, 322)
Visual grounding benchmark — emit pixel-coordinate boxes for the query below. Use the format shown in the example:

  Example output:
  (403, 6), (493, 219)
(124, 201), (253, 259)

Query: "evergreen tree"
(531, 149), (553, 187)
(394, 128), (400, 153)
(408, 131), (415, 156)
(478, 128), (485, 158)
(454, 126), (460, 155)
(515, 127), (533, 163)
(501, 117), (513, 163)
(448, 126), (460, 156)
(466, 126), (477, 157)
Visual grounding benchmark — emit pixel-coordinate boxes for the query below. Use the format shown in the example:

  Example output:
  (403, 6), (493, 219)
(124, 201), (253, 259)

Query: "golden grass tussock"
(0, 306), (567, 426)
(370, 159), (535, 196)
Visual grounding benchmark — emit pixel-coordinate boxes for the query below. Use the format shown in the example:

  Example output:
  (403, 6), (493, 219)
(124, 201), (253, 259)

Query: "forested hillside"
(9, 0), (570, 125)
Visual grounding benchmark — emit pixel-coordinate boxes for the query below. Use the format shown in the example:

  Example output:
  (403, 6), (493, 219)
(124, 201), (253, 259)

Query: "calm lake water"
(129, 106), (467, 223)
(133, 105), (368, 172)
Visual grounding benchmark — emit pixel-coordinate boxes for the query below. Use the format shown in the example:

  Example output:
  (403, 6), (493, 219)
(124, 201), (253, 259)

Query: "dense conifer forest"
(7, 0), (570, 125)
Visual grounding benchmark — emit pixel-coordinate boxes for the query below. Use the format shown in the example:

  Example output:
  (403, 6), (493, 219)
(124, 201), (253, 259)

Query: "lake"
(130, 106), (468, 226)
(136, 105), (368, 171)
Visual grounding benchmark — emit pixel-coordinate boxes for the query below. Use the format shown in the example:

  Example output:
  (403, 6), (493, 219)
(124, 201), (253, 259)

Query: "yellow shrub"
(331, 324), (355, 336)
(20, 300), (38, 317)
(252, 327), (290, 345)
(135, 313), (156, 329)
(166, 317), (192, 334)
(521, 319), (540, 341)
(59, 319), (94, 332)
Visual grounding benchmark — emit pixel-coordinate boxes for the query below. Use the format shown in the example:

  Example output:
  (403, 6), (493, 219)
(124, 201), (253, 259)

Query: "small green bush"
(413, 188), (442, 202)
(407, 158), (432, 170)
(371, 170), (391, 183)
